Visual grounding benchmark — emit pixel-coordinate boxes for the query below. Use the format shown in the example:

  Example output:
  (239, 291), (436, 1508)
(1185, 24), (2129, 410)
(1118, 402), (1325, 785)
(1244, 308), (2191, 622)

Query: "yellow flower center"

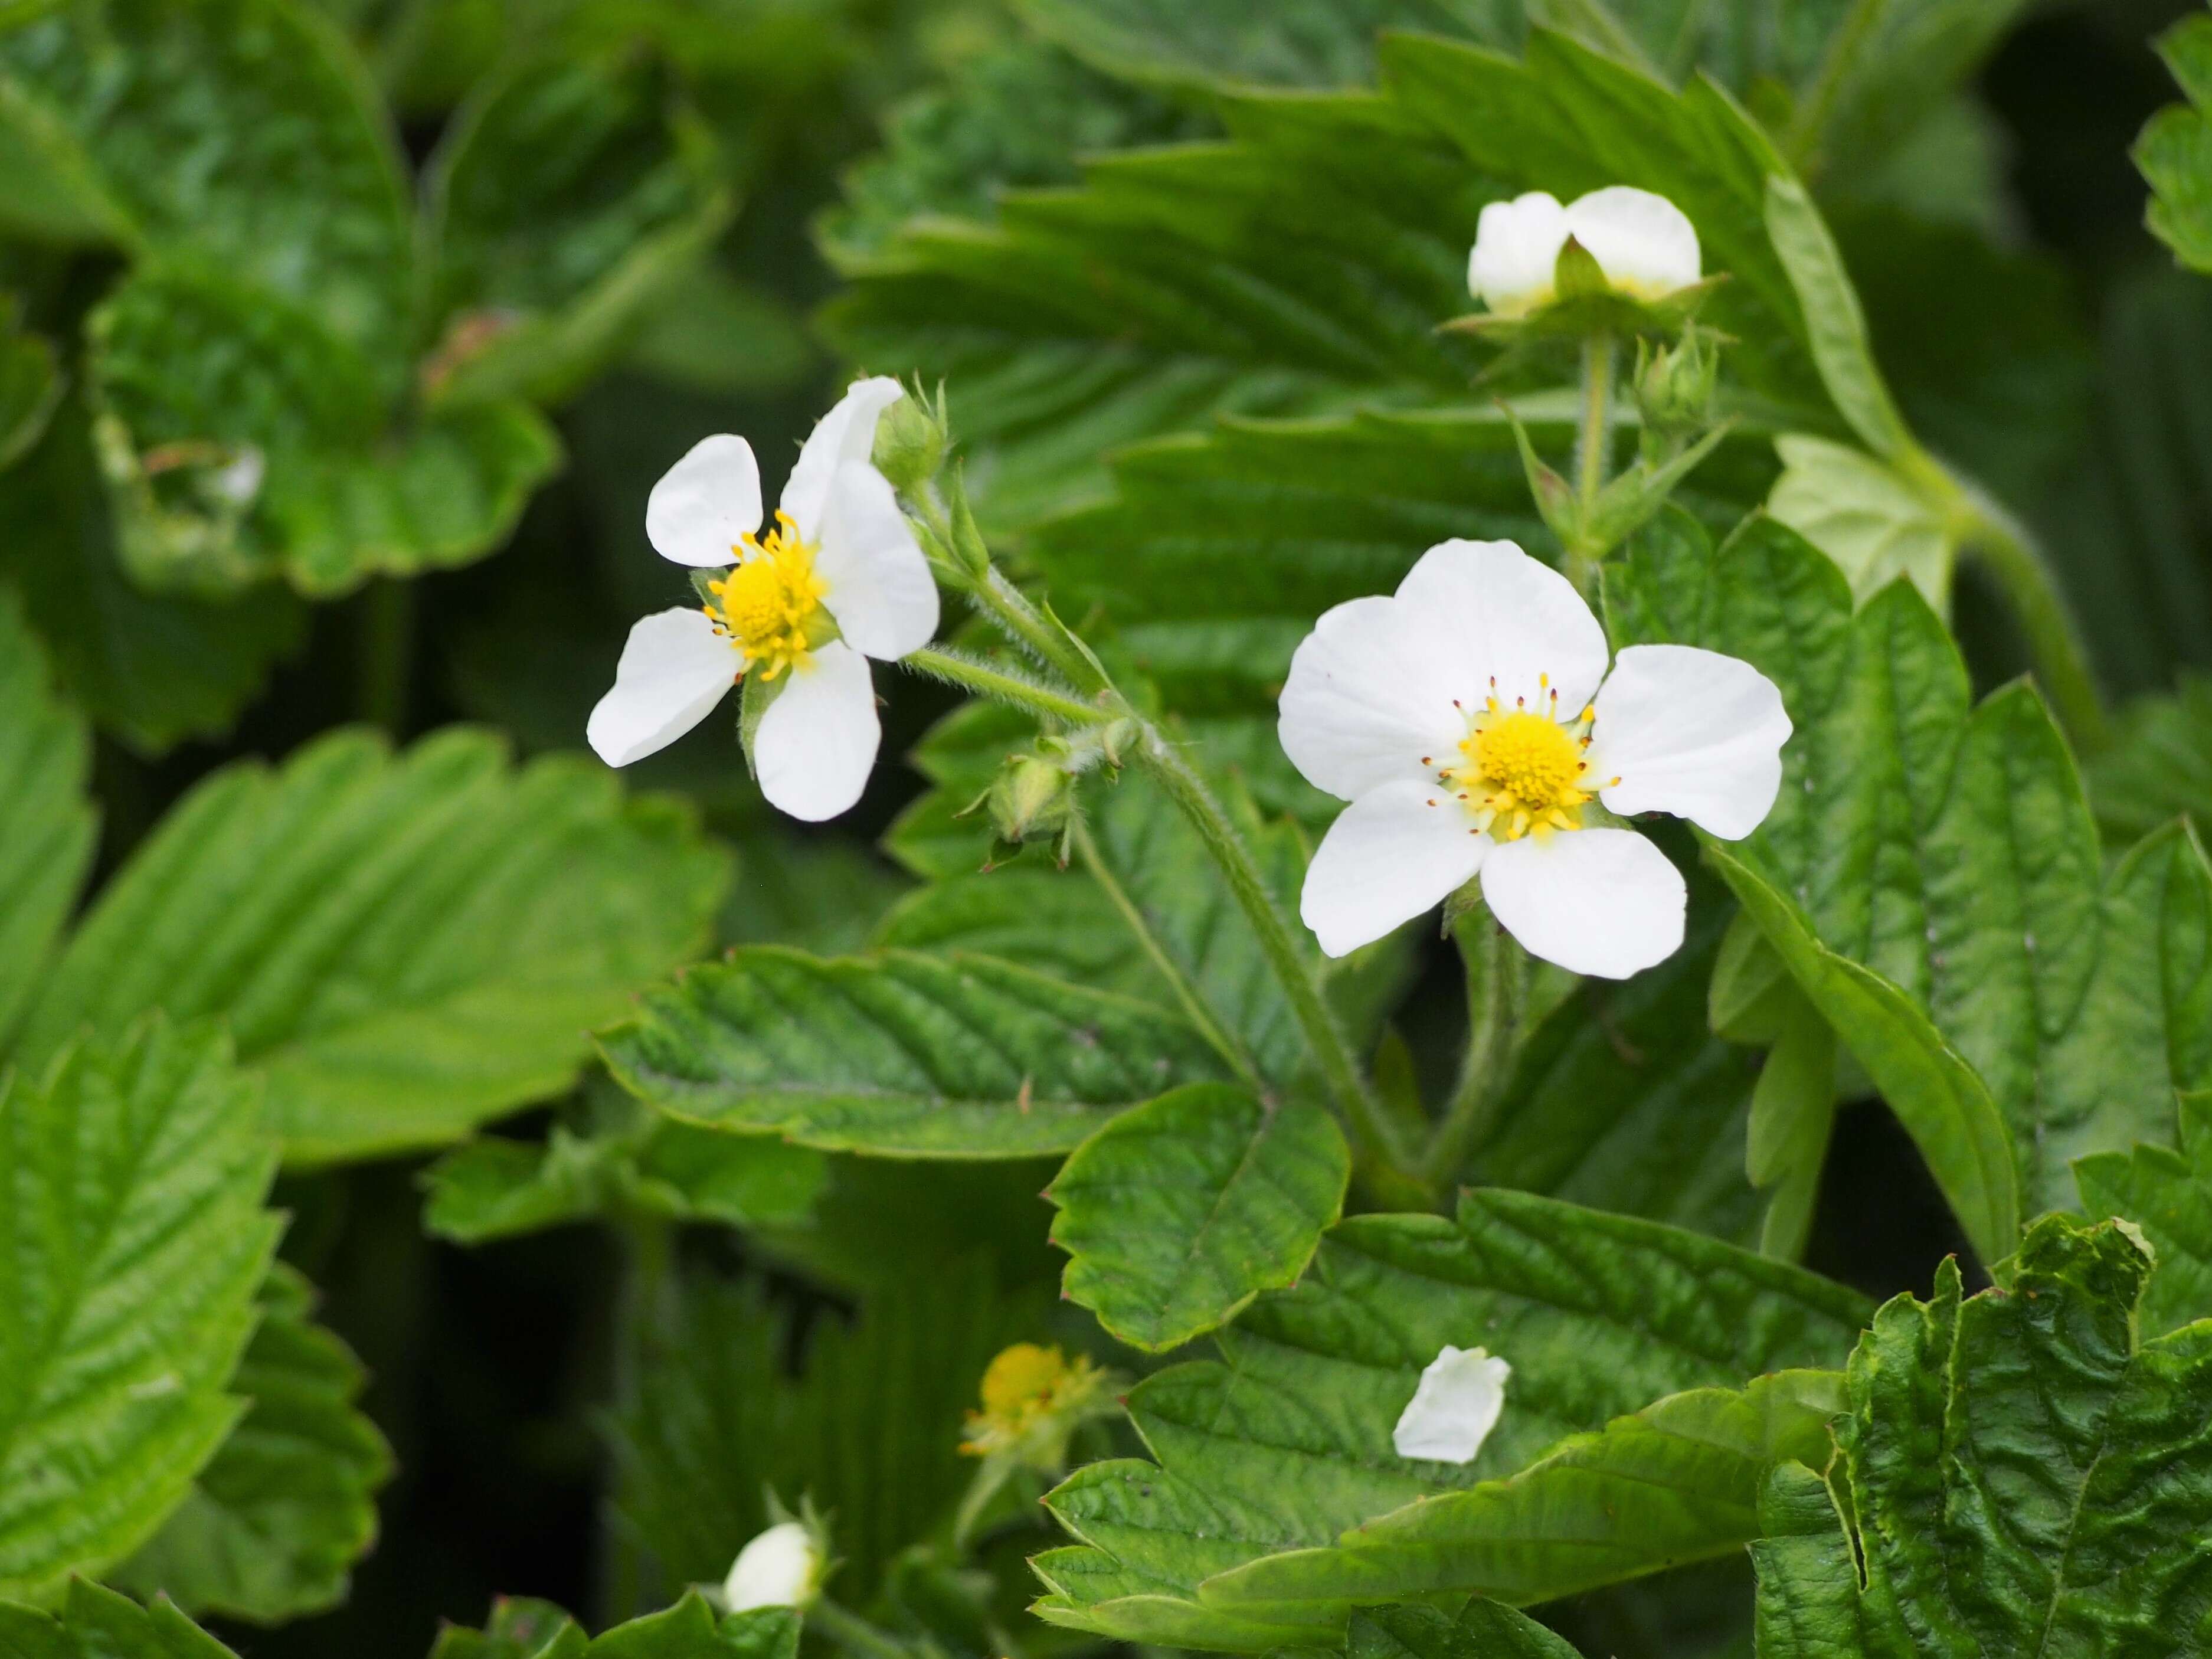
(704, 511), (828, 680)
(1437, 679), (1613, 841)
(960, 1341), (1107, 1459)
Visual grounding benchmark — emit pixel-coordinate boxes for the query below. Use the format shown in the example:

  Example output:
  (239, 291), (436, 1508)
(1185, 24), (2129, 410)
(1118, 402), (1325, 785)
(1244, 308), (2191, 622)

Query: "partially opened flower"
(587, 377), (940, 820)
(722, 1519), (823, 1612)
(1278, 539), (1788, 977)
(1469, 186), (1700, 318)
(1393, 1344), (1511, 1464)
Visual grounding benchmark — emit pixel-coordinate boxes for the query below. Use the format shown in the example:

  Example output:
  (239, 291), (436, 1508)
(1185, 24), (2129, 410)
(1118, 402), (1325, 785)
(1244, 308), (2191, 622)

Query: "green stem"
(1424, 914), (1527, 1186)
(976, 564), (1111, 694)
(902, 645), (1108, 728)
(1955, 494), (2110, 756)
(356, 578), (415, 735)
(1071, 814), (1262, 1089)
(1568, 332), (1615, 598)
(1131, 721), (1421, 1182)
(809, 1601), (911, 1659)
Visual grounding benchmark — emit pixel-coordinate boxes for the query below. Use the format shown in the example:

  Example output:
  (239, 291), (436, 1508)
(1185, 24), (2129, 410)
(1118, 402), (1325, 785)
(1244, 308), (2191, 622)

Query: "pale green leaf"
(1763, 175), (1911, 460)
(0, 590), (94, 1053)
(1030, 1189), (1868, 1649)
(1750, 1215), (2212, 1654)
(1049, 1084), (1349, 1352)
(0, 1020), (280, 1604)
(422, 45), (732, 408)
(1612, 509), (2212, 1235)
(15, 727), (731, 1166)
(600, 947), (1235, 1158)
(2074, 1089), (2212, 1341)
(2139, 10), (2212, 274)
(0, 1577), (240, 1659)
(1765, 432), (1950, 608)
(112, 1263), (392, 1623)
(0, 395), (305, 754)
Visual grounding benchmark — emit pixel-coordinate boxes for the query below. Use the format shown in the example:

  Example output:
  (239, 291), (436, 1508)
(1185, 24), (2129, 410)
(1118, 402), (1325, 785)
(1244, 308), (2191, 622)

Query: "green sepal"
(1444, 271), (1730, 349)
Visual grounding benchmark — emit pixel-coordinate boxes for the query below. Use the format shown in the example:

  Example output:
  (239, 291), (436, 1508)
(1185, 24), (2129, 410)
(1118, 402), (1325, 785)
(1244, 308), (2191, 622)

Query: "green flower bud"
(871, 381), (948, 495)
(1634, 325), (1720, 447)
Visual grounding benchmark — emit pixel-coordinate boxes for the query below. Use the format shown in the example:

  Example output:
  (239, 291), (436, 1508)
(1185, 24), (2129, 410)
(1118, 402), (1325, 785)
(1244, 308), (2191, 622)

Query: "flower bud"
(960, 1342), (1117, 1470)
(1634, 326), (1720, 448)
(962, 745), (1083, 867)
(870, 381), (947, 495)
(723, 1519), (824, 1612)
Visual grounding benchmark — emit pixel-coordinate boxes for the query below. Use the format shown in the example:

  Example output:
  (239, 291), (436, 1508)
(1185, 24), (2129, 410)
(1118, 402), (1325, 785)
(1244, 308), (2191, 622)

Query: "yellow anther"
(1444, 693), (1595, 842)
(703, 510), (827, 680)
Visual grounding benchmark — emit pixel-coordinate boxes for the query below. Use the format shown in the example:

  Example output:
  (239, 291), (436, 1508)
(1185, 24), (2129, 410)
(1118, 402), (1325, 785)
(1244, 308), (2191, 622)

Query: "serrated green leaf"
(1049, 1085), (1349, 1352)
(422, 45), (732, 407)
(601, 947), (1234, 1159)
(1765, 432), (1951, 608)
(2074, 1089), (2212, 1341)
(0, 1578), (241, 1659)
(428, 1597), (588, 1659)
(15, 727), (730, 1166)
(2089, 675), (2212, 845)
(1347, 1601), (1582, 1659)
(0, 395), (304, 754)
(0, 591), (93, 1054)
(1202, 1370), (1841, 1637)
(89, 261), (562, 597)
(1031, 1189), (1868, 1649)
(112, 1263), (392, 1623)
(1613, 509), (2212, 1239)
(430, 1591), (798, 1659)
(2139, 11), (2212, 274)
(0, 1020), (280, 1604)
(614, 1261), (1050, 1600)
(1751, 1215), (2212, 1655)
(0, 0), (414, 355)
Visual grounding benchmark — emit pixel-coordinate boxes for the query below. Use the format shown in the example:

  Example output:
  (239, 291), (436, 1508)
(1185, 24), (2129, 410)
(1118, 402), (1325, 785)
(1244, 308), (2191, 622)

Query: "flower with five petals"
(587, 377), (940, 820)
(1278, 539), (1789, 977)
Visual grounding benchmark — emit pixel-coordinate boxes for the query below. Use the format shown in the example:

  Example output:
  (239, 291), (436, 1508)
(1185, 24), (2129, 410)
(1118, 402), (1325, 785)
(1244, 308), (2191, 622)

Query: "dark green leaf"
(1750, 1215), (2212, 1654)
(1349, 1601), (1582, 1659)
(428, 1591), (797, 1659)
(113, 1264), (392, 1622)
(2139, 9), (2212, 274)
(0, 1020), (279, 1602)
(0, 304), (59, 469)
(1049, 1084), (1349, 1352)
(2090, 675), (2212, 844)
(2075, 1089), (2212, 1340)
(15, 727), (731, 1166)
(601, 947), (1235, 1159)
(0, 1578), (240, 1659)
(0, 590), (94, 1053)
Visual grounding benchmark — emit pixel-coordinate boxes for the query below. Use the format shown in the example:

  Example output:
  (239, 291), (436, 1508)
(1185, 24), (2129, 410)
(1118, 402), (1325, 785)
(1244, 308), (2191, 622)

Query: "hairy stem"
(1424, 912), (1527, 1186)
(1568, 331), (1616, 597)
(1133, 723), (1420, 1180)
(901, 644), (1108, 728)
(1071, 814), (1262, 1088)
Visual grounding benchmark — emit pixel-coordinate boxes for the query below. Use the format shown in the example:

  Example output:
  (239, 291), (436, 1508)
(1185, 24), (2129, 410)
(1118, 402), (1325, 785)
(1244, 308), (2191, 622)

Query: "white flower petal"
(817, 460), (940, 660)
(1393, 1344), (1511, 1464)
(646, 435), (763, 567)
(1563, 186), (1700, 299)
(783, 375), (905, 542)
(1278, 594), (1470, 803)
(724, 1521), (820, 1612)
(1393, 539), (1610, 715)
(1469, 191), (1568, 316)
(1481, 828), (1686, 979)
(1301, 778), (1487, 958)
(1592, 644), (1790, 840)
(753, 640), (880, 822)
(587, 607), (737, 767)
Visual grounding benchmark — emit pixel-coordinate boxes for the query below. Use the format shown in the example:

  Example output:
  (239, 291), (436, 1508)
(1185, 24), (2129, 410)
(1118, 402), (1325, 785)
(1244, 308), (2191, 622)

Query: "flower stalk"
(1568, 330), (1615, 597)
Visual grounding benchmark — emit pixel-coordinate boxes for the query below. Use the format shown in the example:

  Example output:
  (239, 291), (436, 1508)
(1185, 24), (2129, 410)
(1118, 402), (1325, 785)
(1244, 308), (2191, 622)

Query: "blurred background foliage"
(4, 0), (2212, 1651)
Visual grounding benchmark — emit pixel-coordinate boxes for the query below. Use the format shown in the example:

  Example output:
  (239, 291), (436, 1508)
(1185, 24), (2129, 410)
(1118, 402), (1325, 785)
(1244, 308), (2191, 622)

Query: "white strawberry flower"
(587, 377), (940, 821)
(1469, 186), (1700, 318)
(1278, 539), (1788, 977)
(722, 1519), (823, 1612)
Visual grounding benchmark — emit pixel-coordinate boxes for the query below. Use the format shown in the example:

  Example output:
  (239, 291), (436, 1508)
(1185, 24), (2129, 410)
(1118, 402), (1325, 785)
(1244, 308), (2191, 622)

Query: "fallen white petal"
(783, 376), (905, 543)
(1481, 827), (1686, 979)
(646, 434), (763, 567)
(1592, 644), (1790, 839)
(1393, 1344), (1511, 1464)
(587, 607), (737, 767)
(1563, 185), (1700, 299)
(753, 639), (880, 822)
(1469, 191), (1569, 316)
(817, 460), (939, 660)
(724, 1520), (820, 1611)
(1300, 778), (1487, 958)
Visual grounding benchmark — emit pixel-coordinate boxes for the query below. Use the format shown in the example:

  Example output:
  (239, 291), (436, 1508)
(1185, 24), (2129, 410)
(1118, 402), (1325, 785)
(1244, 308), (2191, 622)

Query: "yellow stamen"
(1444, 693), (1597, 842)
(703, 509), (828, 680)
